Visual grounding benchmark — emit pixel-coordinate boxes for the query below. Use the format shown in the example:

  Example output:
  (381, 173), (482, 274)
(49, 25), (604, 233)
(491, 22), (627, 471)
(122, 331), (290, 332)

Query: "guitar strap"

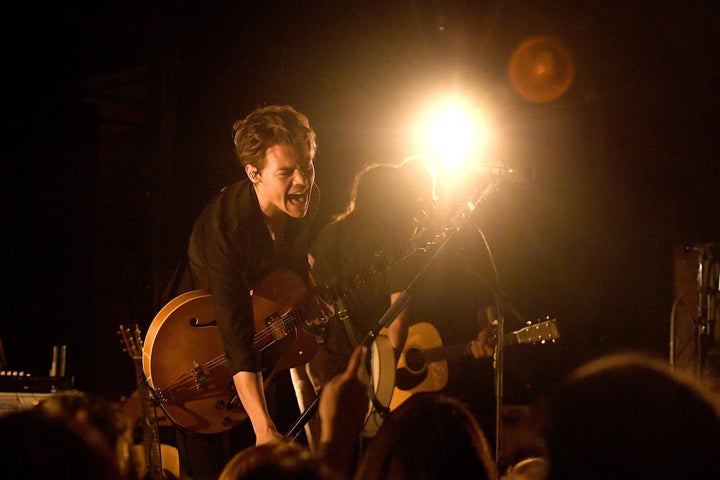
(158, 245), (194, 313)
(161, 253), (188, 306)
(336, 299), (359, 346)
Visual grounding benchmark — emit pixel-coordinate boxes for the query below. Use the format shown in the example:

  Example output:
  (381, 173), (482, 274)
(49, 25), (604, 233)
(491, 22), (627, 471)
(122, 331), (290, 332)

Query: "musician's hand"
(319, 345), (369, 440)
(305, 285), (335, 326)
(318, 345), (369, 474)
(471, 325), (495, 359)
(254, 426), (283, 446)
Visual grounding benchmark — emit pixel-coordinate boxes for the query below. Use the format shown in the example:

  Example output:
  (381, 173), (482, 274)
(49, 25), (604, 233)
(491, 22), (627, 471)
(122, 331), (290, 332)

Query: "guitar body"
(132, 444), (180, 480)
(388, 319), (560, 411)
(250, 269), (319, 373)
(143, 291), (245, 434)
(390, 322), (449, 411)
(121, 394), (179, 479)
(142, 269), (318, 434)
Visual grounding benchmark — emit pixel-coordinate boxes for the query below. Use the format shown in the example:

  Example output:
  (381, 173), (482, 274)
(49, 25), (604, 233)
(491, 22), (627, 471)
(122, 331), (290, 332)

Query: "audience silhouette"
(353, 391), (497, 480)
(0, 407), (125, 480)
(536, 352), (720, 480)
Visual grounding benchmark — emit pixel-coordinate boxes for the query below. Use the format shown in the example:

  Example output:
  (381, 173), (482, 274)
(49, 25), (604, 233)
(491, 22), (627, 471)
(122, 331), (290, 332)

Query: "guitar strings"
(159, 354), (228, 397)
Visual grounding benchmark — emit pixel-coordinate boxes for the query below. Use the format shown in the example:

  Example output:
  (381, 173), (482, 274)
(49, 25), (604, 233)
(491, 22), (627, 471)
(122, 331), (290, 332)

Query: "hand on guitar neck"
(470, 324), (496, 359)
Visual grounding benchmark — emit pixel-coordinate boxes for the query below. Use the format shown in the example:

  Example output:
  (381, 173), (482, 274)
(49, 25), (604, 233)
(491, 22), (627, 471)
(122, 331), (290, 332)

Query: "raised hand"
(317, 345), (369, 475)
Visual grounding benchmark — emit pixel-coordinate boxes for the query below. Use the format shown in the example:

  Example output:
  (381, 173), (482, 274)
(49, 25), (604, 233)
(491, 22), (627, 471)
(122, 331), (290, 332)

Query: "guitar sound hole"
(190, 317), (217, 328)
(405, 348), (426, 373)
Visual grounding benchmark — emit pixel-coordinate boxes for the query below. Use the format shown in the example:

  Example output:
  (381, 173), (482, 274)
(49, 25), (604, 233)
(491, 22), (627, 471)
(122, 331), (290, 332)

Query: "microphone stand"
(695, 243), (719, 385)
(488, 288), (516, 476)
(284, 179), (501, 442)
(488, 300), (505, 477)
(462, 231), (528, 475)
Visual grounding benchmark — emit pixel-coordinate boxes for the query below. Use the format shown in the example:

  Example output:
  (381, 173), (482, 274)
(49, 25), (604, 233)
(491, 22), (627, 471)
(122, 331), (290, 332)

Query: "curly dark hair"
(232, 105), (317, 170)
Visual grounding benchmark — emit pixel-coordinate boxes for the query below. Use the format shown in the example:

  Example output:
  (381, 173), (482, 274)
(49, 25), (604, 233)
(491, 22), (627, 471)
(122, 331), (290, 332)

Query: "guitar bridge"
(192, 360), (209, 389)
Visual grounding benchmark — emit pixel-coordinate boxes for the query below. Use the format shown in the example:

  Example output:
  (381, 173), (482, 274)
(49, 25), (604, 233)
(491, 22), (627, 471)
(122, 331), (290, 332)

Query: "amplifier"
(0, 374), (74, 394)
(0, 392), (55, 417)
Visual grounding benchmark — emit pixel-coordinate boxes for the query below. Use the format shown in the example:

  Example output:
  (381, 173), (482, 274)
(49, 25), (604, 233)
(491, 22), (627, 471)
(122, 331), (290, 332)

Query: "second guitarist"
(164, 106), (327, 480)
(298, 159), (438, 452)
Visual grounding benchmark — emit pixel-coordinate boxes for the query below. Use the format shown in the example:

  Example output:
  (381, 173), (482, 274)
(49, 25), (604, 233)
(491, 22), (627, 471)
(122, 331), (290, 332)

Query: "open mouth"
(287, 191), (308, 207)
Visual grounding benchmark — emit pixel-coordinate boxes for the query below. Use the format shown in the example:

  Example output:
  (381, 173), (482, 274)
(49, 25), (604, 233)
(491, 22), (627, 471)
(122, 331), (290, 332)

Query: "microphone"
(473, 163), (536, 183)
(499, 164), (536, 183)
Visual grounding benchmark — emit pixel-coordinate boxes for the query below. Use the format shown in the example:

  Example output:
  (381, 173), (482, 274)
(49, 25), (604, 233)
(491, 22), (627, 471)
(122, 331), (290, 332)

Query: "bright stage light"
(415, 98), (489, 169)
(426, 105), (479, 168)
(411, 95), (494, 202)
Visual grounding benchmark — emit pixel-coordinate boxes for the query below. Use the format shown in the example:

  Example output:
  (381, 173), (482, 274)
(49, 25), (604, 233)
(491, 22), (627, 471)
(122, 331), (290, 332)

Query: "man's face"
(254, 143), (315, 218)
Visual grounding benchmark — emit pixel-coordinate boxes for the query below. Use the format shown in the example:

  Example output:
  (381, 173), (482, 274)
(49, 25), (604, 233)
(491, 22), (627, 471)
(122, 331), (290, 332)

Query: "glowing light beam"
(411, 95), (493, 198)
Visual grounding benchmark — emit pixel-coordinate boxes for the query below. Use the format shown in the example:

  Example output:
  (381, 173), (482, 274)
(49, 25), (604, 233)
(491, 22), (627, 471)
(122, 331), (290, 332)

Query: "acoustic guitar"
(390, 319), (560, 410)
(118, 324), (179, 480)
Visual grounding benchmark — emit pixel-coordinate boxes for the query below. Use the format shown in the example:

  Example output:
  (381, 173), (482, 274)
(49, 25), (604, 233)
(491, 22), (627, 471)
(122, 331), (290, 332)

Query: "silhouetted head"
(537, 352), (720, 480)
(354, 392), (497, 480)
(219, 441), (340, 480)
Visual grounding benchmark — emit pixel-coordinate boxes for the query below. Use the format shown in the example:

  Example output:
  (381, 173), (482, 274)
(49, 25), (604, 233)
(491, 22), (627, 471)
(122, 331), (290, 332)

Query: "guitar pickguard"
(395, 364), (428, 391)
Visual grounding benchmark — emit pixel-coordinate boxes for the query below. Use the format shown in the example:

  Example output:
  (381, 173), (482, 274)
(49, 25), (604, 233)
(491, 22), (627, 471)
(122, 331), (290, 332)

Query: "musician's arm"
(214, 264), (281, 445)
(232, 371), (282, 445)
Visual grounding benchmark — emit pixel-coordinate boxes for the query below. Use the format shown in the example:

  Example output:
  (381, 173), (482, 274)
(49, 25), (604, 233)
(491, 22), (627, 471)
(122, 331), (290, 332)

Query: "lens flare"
(508, 35), (575, 103)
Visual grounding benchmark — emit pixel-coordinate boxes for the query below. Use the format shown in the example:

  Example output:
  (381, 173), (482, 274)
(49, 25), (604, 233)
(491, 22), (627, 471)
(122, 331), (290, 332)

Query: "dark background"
(5, 0), (718, 414)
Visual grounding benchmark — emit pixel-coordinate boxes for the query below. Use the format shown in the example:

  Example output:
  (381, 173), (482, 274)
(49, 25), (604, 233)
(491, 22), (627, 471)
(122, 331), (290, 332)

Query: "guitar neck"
(422, 319), (559, 363)
(255, 245), (418, 347)
(423, 341), (473, 363)
(504, 329), (525, 346)
(324, 245), (415, 304)
(134, 359), (164, 480)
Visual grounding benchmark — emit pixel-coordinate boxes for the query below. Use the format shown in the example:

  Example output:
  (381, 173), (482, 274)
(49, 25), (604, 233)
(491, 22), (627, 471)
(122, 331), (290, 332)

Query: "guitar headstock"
(118, 323), (143, 360)
(513, 318), (560, 345)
